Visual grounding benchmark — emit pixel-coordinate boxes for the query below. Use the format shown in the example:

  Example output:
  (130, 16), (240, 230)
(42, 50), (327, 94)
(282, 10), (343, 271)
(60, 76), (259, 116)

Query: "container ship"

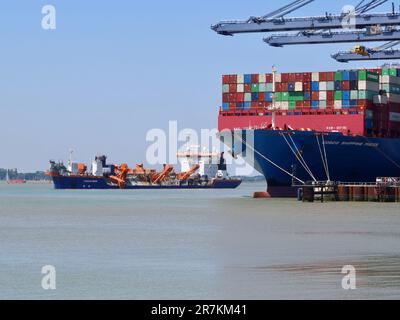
(47, 151), (241, 190)
(218, 67), (400, 197)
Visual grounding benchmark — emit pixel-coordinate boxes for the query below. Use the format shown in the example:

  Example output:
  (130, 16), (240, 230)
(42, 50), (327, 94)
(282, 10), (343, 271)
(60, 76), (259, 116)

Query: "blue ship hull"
(51, 176), (242, 190)
(247, 130), (400, 197)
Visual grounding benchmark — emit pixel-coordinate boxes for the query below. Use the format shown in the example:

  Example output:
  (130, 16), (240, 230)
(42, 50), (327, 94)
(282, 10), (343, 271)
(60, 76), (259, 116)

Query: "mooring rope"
(316, 133), (330, 181)
(232, 131), (305, 185)
(282, 132), (317, 182)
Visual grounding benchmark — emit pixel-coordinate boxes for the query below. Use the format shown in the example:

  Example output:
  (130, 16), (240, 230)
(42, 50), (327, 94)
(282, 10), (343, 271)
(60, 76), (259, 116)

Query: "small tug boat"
(47, 151), (241, 190)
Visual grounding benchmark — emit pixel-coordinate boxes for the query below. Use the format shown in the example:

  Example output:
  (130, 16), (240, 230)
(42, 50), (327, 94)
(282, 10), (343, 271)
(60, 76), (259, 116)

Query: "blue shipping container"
(342, 70), (350, 81)
(342, 91), (350, 100)
(244, 102), (251, 109)
(342, 100), (350, 108)
(236, 102), (244, 109)
(251, 93), (259, 101)
(244, 74), (252, 84)
(266, 92), (273, 102)
(335, 81), (342, 91)
(349, 71), (358, 81)
(288, 82), (295, 92)
(304, 92), (311, 100)
(311, 100), (319, 108)
(350, 100), (358, 107)
(311, 82), (319, 91)
(222, 103), (230, 110)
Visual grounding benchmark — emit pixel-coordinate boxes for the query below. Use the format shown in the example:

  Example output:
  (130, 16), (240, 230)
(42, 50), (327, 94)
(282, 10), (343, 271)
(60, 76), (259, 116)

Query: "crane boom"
(265, 29), (400, 46)
(212, 0), (395, 35)
(332, 49), (400, 62)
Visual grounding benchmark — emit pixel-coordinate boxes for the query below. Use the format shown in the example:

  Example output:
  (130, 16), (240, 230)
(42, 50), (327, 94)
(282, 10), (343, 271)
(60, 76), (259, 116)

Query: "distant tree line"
(0, 168), (50, 181)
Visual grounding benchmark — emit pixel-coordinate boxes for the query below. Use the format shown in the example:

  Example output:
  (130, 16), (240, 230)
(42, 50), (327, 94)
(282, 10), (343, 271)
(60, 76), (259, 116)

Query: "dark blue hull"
(51, 176), (241, 190)
(247, 130), (400, 196)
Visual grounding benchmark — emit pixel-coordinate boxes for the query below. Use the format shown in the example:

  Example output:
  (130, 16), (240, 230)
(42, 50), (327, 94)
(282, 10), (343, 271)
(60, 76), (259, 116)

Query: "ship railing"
(219, 107), (364, 117)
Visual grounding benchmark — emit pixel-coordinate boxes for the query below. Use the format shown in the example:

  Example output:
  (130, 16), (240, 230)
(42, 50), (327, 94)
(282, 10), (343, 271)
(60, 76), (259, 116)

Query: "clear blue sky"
(0, 0), (392, 171)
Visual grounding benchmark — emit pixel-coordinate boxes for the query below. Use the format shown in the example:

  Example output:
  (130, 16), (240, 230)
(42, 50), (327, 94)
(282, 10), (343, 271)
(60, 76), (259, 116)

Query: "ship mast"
(270, 65), (278, 129)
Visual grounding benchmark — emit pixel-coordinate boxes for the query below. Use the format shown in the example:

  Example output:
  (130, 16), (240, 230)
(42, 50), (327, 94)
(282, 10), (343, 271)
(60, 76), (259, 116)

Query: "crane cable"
(232, 131), (305, 184)
(282, 132), (318, 182)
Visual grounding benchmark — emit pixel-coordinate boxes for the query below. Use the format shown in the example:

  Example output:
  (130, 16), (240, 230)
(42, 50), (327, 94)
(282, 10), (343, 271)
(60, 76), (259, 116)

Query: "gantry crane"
(211, 0), (396, 35)
(332, 40), (400, 61)
(212, 0), (400, 62)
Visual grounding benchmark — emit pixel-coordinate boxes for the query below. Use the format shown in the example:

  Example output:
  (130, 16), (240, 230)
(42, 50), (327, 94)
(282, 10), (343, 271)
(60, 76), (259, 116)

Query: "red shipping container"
(252, 74), (259, 83)
(229, 102), (236, 109)
(342, 81), (350, 90)
(222, 75), (230, 85)
(257, 102), (265, 108)
(251, 102), (259, 108)
(276, 83), (282, 91)
(223, 93), (229, 103)
(281, 73), (289, 82)
(303, 73), (311, 82)
(258, 93), (265, 102)
(244, 84), (252, 93)
(303, 82), (311, 91)
(326, 72), (335, 81)
(303, 101), (311, 107)
(229, 75), (237, 84)
(319, 72), (327, 81)
(296, 101), (304, 107)
(229, 84), (237, 93)
(288, 73), (296, 82)
(236, 93), (244, 102)
(228, 93), (236, 102)
(295, 73), (303, 81)
(327, 91), (334, 101)
(326, 100), (334, 107)
(311, 92), (319, 100)
(265, 74), (273, 83)
(281, 83), (289, 91)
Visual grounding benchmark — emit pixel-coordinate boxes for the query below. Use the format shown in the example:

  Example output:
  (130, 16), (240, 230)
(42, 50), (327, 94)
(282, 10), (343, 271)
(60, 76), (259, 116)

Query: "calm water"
(0, 181), (400, 300)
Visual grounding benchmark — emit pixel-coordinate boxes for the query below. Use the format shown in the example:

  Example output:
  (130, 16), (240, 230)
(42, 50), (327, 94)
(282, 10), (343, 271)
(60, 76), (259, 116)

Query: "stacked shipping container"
(221, 68), (400, 137)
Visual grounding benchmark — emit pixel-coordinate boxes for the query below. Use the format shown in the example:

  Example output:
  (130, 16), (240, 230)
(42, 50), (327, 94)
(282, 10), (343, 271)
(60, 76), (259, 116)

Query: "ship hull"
(241, 130), (400, 197)
(51, 176), (241, 190)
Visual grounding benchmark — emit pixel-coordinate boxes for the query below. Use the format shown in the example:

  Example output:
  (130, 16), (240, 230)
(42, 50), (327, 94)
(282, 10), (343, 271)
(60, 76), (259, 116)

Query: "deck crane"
(332, 40), (400, 61)
(211, 0), (399, 35)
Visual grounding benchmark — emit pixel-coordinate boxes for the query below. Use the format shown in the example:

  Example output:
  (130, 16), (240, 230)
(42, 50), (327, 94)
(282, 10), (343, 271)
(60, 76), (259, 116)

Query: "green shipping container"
(275, 92), (283, 101)
(334, 91), (342, 100)
(289, 101), (296, 109)
(334, 72), (342, 81)
(358, 70), (379, 83)
(288, 92), (304, 101)
(319, 101), (327, 108)
(282, 92), (289, 101)
(382, 68), (398, 77)
(266, 83), (274, 92)
(251, 84), (259, 92)
(358, 90), (376, 100)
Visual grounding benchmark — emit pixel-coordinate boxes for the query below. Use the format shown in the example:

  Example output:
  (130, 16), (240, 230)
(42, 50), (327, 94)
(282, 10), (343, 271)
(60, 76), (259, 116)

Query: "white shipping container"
(334, 100), (342, 109)
(312, 72), (319, 82)
(275, 73), (282, 82)
(236, 75), (244, 84)
(222, 84), (230, 93)
(281, 101), (289, 110)
(295, 82), (303, 91)
(358, 80), (380, 92)
(237, 84), (244, 93)
(326, 81), (335, 91)
(319, 91), (327, 101)
(244, 93), (252, 102)
(275, 102), (282, 109)
(380, 75), (400, 85)
(319, 81), (327, 91)
(258, 74), (266, 83)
